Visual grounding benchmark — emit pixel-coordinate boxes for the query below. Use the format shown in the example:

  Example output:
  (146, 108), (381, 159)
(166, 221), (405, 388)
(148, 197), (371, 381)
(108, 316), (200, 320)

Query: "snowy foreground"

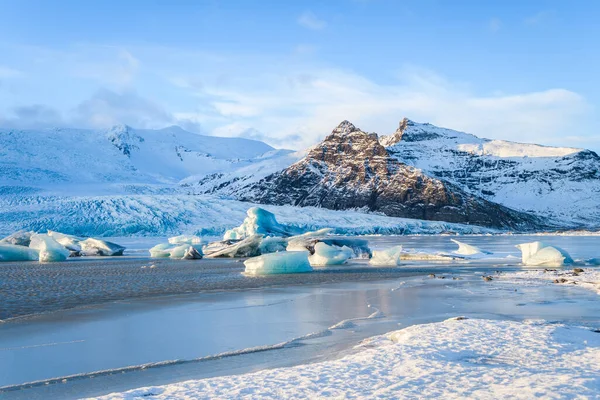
(91, 317), (600, 399)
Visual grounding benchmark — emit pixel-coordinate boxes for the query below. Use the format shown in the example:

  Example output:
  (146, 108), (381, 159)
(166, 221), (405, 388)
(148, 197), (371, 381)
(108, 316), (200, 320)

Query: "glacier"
(243, 251), (313, 276)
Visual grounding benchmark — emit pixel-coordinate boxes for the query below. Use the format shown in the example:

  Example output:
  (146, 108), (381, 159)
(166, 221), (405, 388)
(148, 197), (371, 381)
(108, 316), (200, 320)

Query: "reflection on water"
(0, 235), (599, 399)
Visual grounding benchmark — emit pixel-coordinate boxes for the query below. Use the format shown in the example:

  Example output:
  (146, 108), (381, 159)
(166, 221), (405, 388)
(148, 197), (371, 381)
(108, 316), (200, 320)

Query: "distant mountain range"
(1, 119), (598, 235)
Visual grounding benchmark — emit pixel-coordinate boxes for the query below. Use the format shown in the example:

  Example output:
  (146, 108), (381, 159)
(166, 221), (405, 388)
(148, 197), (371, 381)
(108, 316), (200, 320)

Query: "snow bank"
(369, 245), (403, 266)
(244, 251), (313, 275)
(451, 239), (491, 256)
(29, 234), (70, 262)
(516, 241), (573, 266)
(93, 318), (600, 399)
(0, 243), (39, 261)
(223, 207), (298, 240)
(308, 243), (353, 266)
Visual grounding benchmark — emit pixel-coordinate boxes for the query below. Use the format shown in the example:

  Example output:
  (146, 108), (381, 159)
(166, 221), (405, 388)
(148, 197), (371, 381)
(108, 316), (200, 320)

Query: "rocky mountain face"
(238, 121), (545, 230)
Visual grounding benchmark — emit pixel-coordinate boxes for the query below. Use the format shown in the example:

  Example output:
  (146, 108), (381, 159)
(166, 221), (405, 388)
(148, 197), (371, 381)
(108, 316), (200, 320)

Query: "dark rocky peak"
(331, 120), (360, 136)
(106, 124), (144, 157)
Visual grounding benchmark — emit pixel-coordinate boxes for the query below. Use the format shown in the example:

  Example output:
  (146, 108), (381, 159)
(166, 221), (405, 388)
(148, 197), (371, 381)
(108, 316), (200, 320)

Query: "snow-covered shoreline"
(499, 268), (600, 295)
(90, 317), (600, 399)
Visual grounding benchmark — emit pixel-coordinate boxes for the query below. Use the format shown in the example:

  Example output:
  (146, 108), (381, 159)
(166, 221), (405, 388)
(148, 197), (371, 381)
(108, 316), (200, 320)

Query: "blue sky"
(0, 0), (598, 150)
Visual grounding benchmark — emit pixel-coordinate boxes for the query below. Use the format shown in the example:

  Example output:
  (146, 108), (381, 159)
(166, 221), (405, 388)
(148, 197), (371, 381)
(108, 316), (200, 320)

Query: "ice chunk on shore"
(0, 243), (39, 261)
(204, 235), (262, 258)
(244, 251), (313, 275)
(29, 234), (70, 262)
(516, 241), (573, 266)
(224, 207), (298, 240)
(80, 238), (125, 256)
(451, 239), (492, 256)
(370, 245), (403, 266)
(0, 230), (35, 247)
(47, 230), (82, 252)
(309, 242), (354, 266)
(168, 235), (203, 245)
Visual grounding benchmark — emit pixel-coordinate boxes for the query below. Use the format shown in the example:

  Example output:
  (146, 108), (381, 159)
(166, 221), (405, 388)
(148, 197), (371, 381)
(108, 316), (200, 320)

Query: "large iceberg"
(369, 245), (403, 266)
(516, 241), (573, 267)
(80, 238), (125, 256)
(451, 239), (492, 256)
(244, 251), (313, 276)
(29, 234), (70, 262)
(0, 230), (35, 247)
(0, 243), (39, 261)
(308, 242), (354, 266)
(223, 207), (299, 240)
(48, 230), (83, 253)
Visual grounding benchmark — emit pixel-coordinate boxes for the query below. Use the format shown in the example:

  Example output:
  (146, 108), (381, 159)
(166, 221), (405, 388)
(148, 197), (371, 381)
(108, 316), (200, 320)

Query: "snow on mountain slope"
(0, 194), (494, 237)
(0, 125), (277, 188)
(384, 118), (600, 227)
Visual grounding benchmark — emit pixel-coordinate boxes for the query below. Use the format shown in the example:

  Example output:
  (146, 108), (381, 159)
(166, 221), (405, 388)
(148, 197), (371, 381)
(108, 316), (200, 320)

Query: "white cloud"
(297, 12), (326, 30)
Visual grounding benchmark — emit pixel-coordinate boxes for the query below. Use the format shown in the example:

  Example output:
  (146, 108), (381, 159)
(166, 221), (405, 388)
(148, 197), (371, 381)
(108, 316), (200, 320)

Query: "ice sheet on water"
(0, 230), (35, 247)
(80, 238), (126, 256)
(451, 239), (492, 256)
(244, 251), (313, 275)
(223, 207), (300, 240)
(516, 241), (573, 266)
(29, 234), (70, 262)
(0, 243), (39, 261)
(309, 242), (354, 266)
(369, 245), (403, 266)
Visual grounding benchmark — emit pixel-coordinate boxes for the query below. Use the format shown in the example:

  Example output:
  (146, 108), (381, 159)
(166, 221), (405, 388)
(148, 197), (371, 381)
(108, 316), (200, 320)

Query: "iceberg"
(223, 207), (298, 240)
(183, 246), (203, 260)
(80, 238), (126, 256)
(516, 241), (573, 267)
(399, 251), (460, 261)
(308, 243), (354, 266)
(321, 238), (371, 259)
(204, 235), (262, 258)
(0, 230), (35, 247)
(451, 239), (492, 256)
(244, 251), (313, 276)
(369, 245), (403, 266)
(259, 236), (288, 254)
(47, 230), (83, 252)
(0, 243), (39, 261)
(168, 235), (203, 245)
(149, 243), (172, 258)
(29, 234), (70, 262)
(149, 242), (203, 259)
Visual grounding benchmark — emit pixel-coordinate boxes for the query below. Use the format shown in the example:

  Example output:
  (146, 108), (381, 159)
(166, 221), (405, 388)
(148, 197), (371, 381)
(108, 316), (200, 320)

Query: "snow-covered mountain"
(234, 121), (544, 230)
(382, 119), (600, 227)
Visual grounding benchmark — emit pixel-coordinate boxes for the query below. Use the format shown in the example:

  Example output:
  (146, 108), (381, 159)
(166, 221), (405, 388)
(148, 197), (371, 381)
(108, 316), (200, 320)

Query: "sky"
(0, 0), (599, 151)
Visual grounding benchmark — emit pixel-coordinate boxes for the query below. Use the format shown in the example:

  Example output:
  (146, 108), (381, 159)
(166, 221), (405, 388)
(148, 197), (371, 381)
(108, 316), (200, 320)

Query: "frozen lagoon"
(0, 235), (599, 399)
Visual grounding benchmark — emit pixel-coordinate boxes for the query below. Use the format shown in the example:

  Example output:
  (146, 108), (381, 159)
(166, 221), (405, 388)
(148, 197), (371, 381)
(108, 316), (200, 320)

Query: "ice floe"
(451, 239), (492, 256)
(29, 234), (70, 262)
(516, 241), (573, 266)
(0, 243), (39, 261)
(369, 245), (403, 266)
(244, 251), (313, 275)
(223, 207), (298, 240)
(308, 242), (353, 266)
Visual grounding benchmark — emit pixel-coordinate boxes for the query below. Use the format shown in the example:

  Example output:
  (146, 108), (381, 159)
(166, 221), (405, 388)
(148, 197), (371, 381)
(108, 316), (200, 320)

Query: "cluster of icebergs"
(147, 207), (585, 275)
(0, 230), (125, 262)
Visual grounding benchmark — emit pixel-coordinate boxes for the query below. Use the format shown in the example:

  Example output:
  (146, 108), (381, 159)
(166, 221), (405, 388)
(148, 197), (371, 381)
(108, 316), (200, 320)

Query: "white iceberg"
(451, 239), (492, 256)
(149, 243), (172, 258)
(204, 235), (262, 258)
(223, 207), (297, 240)
(369, 245), (403, 266)
(48, 230), (83, 252)
(308, 243), (354, 266)
(516, 241), (573, 267)
(80, 238), (125, 256)
(149, 243), (203, 259)
(0, 230), (35, 247)
(322, 238), (371, 259)
(0, 243), (39, 261)
(168, 235), (203, 245)
(244, 251), (313, 275)
(29, 234), (71, 262)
